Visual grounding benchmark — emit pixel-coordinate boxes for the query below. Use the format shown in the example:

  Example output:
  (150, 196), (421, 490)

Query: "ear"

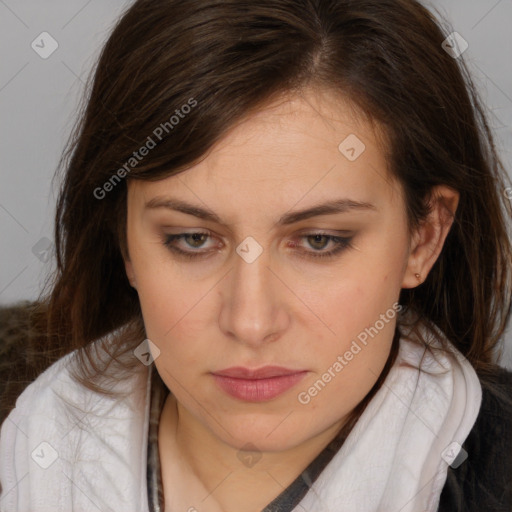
(402, 185), (459, 289)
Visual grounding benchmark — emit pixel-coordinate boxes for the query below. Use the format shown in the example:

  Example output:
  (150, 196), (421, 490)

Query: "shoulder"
(0, 349), (79, 504)
(438, 366), (512, 512)
(1, 347), (78, 434)
(0, 340), (152, 511)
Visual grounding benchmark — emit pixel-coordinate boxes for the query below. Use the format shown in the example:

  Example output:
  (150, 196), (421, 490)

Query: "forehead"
(201, 89), (386, 174)
(128, 88), (401, 218)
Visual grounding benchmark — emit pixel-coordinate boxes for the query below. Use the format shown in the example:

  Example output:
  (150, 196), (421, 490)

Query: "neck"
(160, 393), (346, 512)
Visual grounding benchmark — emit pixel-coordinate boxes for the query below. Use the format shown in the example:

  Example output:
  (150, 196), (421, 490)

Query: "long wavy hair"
(3, 0), (511, 434)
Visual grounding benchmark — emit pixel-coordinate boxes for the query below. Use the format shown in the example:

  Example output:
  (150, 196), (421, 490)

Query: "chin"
(210, 414), (312, 452)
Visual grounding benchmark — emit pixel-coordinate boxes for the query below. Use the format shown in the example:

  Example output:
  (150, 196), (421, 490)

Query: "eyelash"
(161, 231), (353, 261)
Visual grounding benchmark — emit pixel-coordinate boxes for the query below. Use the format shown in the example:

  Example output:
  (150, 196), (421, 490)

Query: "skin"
(123, 88), (459, 512)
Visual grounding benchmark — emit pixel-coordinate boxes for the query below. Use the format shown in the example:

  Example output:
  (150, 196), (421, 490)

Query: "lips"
(212, 366), (308, 402)
(214, 366), (303, 379)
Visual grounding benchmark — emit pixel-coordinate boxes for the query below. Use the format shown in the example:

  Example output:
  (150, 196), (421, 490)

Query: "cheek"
(301, 239), (404, 394)
(137, 276), (201, 346)
(313, 279), (397, 369)
(129, 231), (183, 328)
(296, 283), (398, 423)
(133, 257), (217, 374)
(316, 246), (404, 335)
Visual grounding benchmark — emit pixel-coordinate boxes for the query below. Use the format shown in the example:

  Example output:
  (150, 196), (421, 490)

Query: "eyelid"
(161, 227), (353, 239)
(160, 229), (355, 261)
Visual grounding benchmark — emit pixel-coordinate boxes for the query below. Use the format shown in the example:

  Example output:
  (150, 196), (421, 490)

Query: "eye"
(162, 231), (216, 260)
(161, 231), (353, 261)
(289, 232), (353, 260)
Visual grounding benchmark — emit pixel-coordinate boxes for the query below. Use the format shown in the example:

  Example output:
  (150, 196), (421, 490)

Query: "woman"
(1, 0), (511, 511)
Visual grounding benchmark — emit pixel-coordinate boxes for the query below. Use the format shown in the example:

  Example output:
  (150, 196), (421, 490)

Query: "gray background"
(1, 0), (511, 368)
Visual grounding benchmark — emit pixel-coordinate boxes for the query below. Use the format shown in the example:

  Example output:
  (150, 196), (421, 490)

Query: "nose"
(218, 244), (289, 348)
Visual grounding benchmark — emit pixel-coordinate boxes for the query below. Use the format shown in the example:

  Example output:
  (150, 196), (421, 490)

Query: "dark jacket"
(438, 366), (512, 511)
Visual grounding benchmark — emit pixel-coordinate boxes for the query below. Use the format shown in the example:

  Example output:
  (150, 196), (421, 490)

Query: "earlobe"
(402, 185), (459, 289)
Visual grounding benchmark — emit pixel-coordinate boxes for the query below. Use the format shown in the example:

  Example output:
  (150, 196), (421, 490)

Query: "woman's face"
(124, 89), (415, 452)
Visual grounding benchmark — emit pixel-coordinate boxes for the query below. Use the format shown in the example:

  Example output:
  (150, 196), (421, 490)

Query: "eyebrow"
(144, 196), (377, 226)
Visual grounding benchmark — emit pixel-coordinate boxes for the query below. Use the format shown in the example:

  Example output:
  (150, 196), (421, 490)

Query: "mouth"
(211, 366), (308, 402)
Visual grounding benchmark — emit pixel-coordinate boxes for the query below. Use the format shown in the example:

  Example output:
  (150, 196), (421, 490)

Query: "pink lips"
(212, 366), (308, 402)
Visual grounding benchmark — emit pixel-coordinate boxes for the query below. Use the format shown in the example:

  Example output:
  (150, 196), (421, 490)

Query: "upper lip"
(212, 366), (306, 379)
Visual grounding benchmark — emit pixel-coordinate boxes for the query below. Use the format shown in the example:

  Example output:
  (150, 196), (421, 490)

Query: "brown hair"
(3, 0), (511, 430)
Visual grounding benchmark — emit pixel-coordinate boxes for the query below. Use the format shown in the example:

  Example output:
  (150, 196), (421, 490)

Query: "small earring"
(414, 273), (421, 282)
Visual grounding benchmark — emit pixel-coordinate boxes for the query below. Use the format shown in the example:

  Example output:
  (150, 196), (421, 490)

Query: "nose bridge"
(232, 243), (270, 303)
(219, 238), (285, 345)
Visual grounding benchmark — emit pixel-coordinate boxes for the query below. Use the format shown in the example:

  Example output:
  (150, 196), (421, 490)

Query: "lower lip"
(212, 372), (308, 402)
